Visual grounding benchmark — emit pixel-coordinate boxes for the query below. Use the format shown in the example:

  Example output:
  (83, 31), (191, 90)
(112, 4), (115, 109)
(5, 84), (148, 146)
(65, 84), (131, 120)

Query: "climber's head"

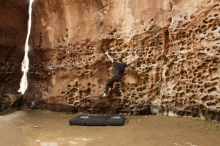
(118, 57), (123, 63)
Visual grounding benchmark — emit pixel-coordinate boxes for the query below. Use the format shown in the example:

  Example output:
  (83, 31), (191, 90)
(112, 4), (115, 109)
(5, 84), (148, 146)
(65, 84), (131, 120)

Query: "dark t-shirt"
(112, 61), (128, 77)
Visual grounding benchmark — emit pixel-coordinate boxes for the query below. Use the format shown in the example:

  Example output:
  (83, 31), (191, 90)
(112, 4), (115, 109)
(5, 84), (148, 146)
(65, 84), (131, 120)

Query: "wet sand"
(0, 111), (220, 146)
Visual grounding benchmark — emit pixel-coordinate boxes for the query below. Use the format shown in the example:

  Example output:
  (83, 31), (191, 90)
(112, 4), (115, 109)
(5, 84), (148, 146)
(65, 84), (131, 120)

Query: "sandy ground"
(0, 111), (220, 146)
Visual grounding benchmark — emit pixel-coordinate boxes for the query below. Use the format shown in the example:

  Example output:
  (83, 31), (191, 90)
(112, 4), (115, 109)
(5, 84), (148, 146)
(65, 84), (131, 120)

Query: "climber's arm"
(105, 52), (114, 63)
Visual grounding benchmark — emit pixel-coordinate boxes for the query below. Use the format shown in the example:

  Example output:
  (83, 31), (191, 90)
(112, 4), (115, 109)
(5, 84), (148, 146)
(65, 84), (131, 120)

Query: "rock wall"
(28, 0), (173, 113)
(159, 0), (220, 119)
(1, 0), (220, 120)
(32, 0), (170, 48)
(0, 0), (28, 111)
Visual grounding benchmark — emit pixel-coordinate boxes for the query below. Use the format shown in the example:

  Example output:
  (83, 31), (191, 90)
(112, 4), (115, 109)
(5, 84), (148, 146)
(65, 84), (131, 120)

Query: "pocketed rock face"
(2, 0), (220, 120)
(160, 1), (220, 120)
(28, 0), (171, 114)
(0, 0), (28, 111)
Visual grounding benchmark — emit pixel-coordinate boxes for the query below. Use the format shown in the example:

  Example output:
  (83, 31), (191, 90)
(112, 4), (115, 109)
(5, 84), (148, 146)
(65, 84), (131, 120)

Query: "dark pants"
(105, 75), (122, 93)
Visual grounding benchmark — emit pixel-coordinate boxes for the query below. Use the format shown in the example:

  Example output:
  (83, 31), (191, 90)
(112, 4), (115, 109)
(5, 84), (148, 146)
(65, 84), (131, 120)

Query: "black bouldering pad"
(69, 115), (125, 126)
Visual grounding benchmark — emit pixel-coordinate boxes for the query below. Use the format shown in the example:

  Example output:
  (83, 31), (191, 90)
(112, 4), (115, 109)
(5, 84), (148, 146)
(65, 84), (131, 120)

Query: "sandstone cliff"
(0, 0), (28, 111)
(0, 0), (220, 120)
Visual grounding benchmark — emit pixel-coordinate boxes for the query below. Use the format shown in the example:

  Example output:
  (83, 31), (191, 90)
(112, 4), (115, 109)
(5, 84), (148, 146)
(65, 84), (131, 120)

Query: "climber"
(103, 51), (139, 97)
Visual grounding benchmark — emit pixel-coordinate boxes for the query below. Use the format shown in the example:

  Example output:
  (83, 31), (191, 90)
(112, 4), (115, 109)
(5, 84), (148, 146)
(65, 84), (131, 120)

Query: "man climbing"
(103, 51), (139, 97)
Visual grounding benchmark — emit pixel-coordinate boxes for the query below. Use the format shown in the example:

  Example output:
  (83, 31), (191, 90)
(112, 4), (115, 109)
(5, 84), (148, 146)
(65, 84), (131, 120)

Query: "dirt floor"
(0, 111), (220, 146)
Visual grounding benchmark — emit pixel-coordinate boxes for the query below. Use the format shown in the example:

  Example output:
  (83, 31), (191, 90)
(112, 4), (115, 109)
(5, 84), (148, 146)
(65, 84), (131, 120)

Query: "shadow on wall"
(0, 0), (28, 110)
